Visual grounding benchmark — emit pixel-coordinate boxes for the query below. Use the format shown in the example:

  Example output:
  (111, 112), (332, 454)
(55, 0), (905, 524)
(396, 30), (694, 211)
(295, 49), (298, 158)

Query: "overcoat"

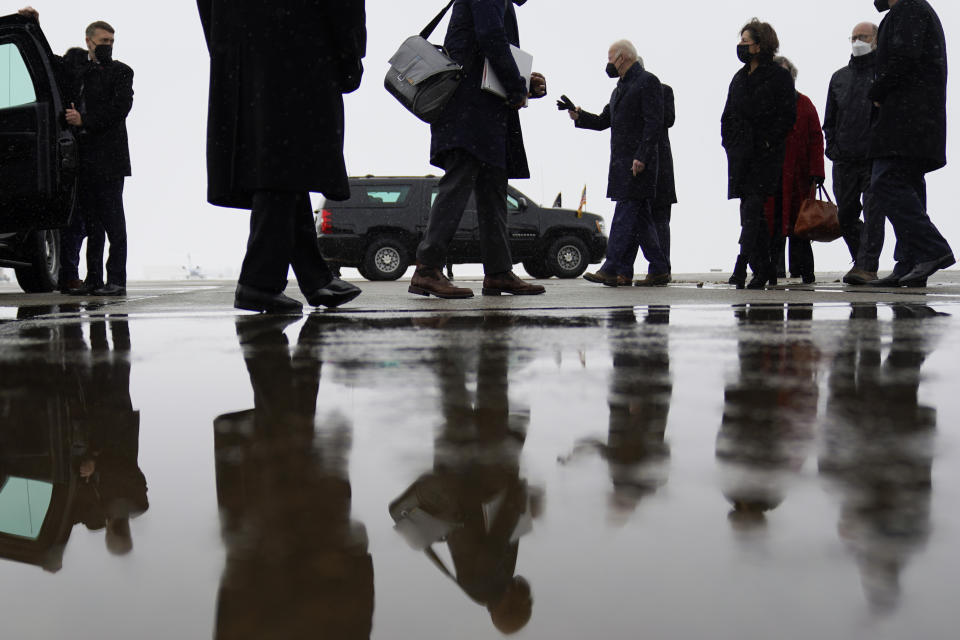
(197, 1), (366, 209)
(721, 60), (796, 199)
(823, 51), (876, 162)
(430, 0), (529, 178)
(62, 51), (134, 180)
(764, 93), (825, 236)
(576, 62), (664, 202)
(868, 0), (948, 172)
(655, 84), (677, 207)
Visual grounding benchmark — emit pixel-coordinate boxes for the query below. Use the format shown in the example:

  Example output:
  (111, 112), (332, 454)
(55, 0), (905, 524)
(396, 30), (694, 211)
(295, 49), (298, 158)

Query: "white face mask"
(852, 40), (873, 57)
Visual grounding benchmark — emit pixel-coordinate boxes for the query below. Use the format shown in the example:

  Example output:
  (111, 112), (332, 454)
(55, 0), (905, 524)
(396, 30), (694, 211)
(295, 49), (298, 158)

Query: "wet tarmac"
(2, 279), (960, 639)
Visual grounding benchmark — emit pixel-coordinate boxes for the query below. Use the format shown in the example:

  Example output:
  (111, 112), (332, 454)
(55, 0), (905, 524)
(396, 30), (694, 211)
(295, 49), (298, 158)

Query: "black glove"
(556, 94), (576, 112)
(812, 176), (825, 187)
(338, 58), (364, 94)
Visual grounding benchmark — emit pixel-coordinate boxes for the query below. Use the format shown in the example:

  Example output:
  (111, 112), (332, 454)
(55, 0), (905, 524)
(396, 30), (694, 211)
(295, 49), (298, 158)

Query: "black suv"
(0, 15), (77, 292)
(316, 177), (607, 280)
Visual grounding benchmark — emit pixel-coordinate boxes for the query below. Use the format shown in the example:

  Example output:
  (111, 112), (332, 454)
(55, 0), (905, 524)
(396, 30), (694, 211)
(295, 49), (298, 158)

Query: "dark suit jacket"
(74, 57), (134, 178)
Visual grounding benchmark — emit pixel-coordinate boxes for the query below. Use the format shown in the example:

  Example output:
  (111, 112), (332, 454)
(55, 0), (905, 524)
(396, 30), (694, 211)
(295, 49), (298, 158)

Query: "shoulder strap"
(420, 0), (457, 39)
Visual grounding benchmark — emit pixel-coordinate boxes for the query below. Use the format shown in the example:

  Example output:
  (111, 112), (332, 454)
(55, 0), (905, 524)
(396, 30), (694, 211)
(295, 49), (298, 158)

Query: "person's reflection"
(70, 317), (147, 556)
(820, 303), (941, 613)
(390, 325), (539, 635)
(213, 315), (373, 639)
(717, 304), (819, 530)
(560, 307), (672, 522)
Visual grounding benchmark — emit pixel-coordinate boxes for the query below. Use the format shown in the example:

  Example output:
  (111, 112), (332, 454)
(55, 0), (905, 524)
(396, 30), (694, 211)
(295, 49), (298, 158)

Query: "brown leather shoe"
(634, 273), (671, 287)
(583, 270), (618, 286)
(842, 267), (878, 285)
(614, 275), (632, 287)
(482, 271), (546, 296)
(409, 265), (474, 299)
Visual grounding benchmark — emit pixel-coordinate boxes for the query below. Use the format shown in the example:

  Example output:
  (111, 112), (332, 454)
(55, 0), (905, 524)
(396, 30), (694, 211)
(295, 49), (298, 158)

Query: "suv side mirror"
(517, 197), (529, 211)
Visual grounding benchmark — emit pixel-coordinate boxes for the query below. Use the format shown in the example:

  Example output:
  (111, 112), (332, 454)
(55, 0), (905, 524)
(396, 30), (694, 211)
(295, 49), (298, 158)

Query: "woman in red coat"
(765, 57), (825, 283)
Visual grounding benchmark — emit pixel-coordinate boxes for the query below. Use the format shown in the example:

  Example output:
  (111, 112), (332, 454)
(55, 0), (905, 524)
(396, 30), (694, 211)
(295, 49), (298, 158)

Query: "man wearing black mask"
(18, 7), (133, 296)
(568, 40), (669, 287)
(866, 0), (954, 287)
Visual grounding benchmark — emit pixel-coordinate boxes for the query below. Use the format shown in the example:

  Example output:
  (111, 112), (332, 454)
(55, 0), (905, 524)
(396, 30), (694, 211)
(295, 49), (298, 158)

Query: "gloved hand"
(338, 58), (364, 94)
(811, 176), (825, 188)
(556, 94), (576, 111)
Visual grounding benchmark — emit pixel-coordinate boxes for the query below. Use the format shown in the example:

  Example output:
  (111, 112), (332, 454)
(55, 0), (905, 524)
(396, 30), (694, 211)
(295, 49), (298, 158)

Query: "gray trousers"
(416, 149), (512, 274)
(833, 160), (884, 271)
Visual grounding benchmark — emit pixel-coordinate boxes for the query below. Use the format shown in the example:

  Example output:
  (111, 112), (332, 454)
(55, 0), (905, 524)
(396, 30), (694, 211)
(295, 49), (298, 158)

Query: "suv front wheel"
(546, 236), (589, 279)
(360, 236), (411, 281)
(15, 229), (61, 293)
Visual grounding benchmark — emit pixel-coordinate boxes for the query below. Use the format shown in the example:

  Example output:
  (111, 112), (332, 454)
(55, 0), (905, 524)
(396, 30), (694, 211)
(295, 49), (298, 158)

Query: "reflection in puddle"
(0, 303), (956, 638)
(0, 316), (145, 571)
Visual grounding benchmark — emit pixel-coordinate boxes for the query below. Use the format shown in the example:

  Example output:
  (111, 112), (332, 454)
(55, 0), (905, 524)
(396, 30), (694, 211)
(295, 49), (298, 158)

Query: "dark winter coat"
(430, 0), (529, 178)
(721, 60), (796, 199)
(655, 84), (677, 207)
(823, 51), (876, 162)
(576, 62), (664, 202)
(197, 1), (366, 209)
(868, 0), (947, 171)
(59, 50), (133, 179)
(764, 93), (825, 236)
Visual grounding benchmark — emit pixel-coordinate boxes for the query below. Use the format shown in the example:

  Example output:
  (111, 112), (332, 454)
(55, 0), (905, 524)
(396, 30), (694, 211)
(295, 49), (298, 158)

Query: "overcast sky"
(7, 0), (960, 279)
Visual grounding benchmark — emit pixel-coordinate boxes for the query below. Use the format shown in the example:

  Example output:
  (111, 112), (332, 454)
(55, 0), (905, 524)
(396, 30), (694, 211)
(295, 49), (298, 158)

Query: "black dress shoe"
(305, 277), (362, 308)
(899, 253), (955, 287)
(234, 284), (303, 313)
(866, 272), (909, 287)
(92, 283), (126, 296)
(66, 280), (104, 296)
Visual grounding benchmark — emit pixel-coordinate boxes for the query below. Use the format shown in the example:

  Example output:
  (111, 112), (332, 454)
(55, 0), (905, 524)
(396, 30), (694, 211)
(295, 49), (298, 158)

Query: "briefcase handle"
(421, 0), (457, 39)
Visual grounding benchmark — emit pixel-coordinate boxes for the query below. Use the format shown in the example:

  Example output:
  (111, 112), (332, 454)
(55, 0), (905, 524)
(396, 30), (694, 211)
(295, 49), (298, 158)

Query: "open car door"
(0, 14), (77, 234)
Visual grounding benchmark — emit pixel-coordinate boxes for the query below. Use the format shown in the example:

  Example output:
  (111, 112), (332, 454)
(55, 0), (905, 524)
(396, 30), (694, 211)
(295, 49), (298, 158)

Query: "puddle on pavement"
(1, 303), (959, 639)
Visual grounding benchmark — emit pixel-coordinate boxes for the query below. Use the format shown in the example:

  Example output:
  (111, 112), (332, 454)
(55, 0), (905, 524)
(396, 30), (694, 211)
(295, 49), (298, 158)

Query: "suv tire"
(361, 236), (411, 281)
(546, 236), (589, 279)
(14, 229), (60, 293)
(522, 256), (553, 279)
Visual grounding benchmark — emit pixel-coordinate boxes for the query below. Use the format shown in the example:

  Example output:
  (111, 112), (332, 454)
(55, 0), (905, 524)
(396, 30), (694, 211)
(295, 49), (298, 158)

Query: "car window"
(0, 42), (37, 110)
(362, 186), (411, 206)
(506, 194), (520, 212)
(430, 189), (438, 207)
(0, 477), (53, 540)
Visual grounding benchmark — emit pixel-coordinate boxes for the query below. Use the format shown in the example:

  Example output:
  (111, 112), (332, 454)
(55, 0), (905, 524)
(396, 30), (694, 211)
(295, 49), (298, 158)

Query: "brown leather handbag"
(793, 185), (843, 242)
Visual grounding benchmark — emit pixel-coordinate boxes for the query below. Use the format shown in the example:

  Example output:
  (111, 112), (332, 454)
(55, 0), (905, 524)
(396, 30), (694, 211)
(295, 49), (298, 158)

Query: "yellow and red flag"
(576, 185), (587, 218)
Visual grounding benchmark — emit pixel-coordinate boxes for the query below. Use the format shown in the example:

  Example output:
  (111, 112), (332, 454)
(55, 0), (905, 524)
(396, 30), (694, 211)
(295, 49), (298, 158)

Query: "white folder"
(481, 45), (533, 99)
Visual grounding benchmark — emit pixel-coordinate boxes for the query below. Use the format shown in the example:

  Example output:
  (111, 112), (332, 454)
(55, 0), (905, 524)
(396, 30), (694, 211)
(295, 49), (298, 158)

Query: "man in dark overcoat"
(571, 40), (669, 287)
(19, 8), (132, 296)
(866, 0), (954, 287)
(197, 1), (365, 312)
(410, 0), (547, 299)
(825, 22), (884, 285)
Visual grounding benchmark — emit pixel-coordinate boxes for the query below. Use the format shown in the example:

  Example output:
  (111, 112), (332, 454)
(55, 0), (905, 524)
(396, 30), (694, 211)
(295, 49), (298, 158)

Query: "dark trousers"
(652, 202), (672, 271)
(601, 199), (669, 278)
(238, 190), (333, 294)
(867, 158), (952, 272)
(833, 160), (884, 271)
(739, 195), (771, 275)
(417, 149), (512, 274)
(771, 236), (813, 278)
(59, 175), (118, 285)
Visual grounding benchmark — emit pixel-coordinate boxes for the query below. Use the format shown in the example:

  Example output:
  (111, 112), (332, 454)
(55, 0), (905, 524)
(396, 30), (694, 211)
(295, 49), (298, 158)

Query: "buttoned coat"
(721, 60), (796, 199)
(575, 62), (664, 202)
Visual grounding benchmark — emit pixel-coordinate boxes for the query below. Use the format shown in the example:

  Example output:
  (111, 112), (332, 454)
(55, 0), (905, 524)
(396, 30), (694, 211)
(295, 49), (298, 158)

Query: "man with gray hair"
(824, 21), (883, 285)
(568, 39), (669, 287)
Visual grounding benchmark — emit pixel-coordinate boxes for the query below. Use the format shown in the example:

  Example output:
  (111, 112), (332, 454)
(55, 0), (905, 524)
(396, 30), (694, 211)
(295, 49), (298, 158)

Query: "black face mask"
(94, 44), (113, 64)
(873, 0), (890, 11)
(605, 62), (619, 78)
(737, 44), (754, 64)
